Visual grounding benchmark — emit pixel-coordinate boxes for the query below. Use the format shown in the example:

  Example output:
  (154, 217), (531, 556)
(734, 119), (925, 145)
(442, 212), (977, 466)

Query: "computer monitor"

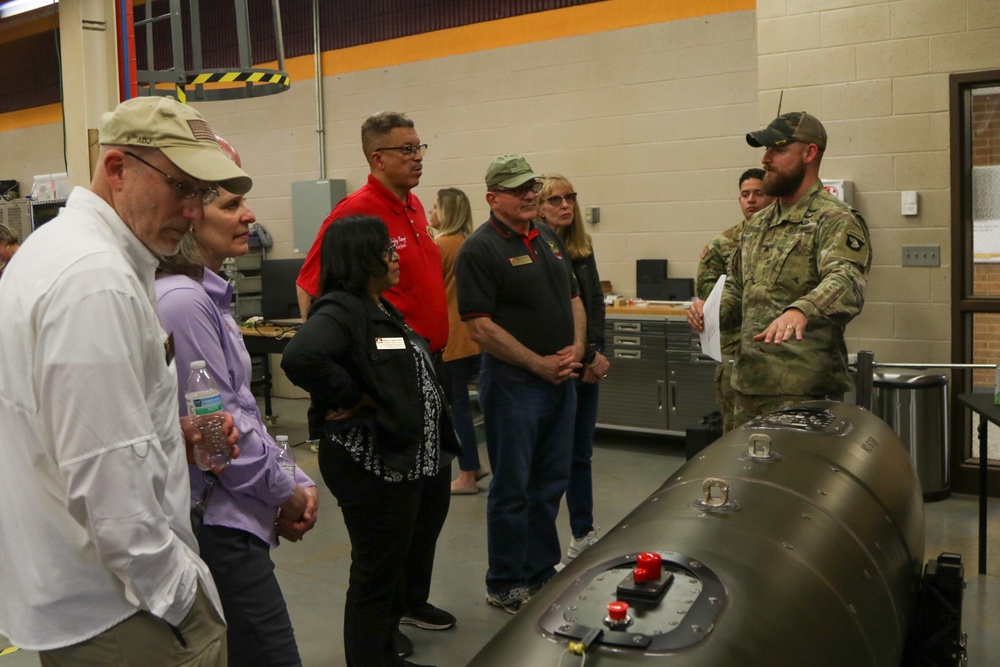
(260, 258), (305, 323)
(29, 199), (67, 231)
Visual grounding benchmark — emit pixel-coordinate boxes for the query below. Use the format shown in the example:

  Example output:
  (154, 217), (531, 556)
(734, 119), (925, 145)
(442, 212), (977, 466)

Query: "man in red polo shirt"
(296, 112), (447, 352)
(295, 111), (453, 659)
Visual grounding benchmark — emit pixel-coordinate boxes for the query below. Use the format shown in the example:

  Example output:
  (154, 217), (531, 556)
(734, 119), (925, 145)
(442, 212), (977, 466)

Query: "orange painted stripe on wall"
(1, 0), (754, 130)
(312, 0), (753, 78)
(0, 103), (61, 133)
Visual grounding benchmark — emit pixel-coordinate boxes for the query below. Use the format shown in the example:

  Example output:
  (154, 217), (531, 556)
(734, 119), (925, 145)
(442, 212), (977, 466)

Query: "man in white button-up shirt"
(0, 97), (250, 666)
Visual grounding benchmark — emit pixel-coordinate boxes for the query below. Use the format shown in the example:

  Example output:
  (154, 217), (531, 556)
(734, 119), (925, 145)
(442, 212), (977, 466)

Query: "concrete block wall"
(198, 9), (763, 301)
(756, 0), (1000, 365)
(4, 0), (1000, 373)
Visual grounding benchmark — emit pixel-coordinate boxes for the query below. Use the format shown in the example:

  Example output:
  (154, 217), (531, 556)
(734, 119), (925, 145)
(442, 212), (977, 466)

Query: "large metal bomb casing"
(468, 401), (925, 667)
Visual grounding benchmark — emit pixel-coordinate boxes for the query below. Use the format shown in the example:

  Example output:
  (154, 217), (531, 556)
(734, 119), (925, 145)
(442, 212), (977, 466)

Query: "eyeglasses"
(542, 193), (578, 207)
(491, 181), (542, 199)
(124, 151), (219, 205)
(383, 241), (398, 258)
(374, 144), (428, 158)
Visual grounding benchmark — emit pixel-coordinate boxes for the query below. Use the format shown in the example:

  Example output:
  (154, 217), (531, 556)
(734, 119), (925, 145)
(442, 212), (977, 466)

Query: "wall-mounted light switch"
(902, 244), (939, 267)
(901, 191), (918, 216)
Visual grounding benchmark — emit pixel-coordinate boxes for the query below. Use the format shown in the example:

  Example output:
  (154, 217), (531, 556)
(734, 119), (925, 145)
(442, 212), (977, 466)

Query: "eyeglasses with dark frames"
(491, 181), (543, 199)
(383, 241), (398, 258)
(124, 151), (219, 205)
(374, 144), (428, 159)
(542, 192), (578, 207)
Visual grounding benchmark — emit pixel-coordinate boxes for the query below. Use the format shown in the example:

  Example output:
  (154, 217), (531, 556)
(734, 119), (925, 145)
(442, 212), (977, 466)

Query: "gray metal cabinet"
(225, 242), (265, 320)
(666, 321), (718, 432)
(596, 316), (669, 433)
(596, 314), (717, 436)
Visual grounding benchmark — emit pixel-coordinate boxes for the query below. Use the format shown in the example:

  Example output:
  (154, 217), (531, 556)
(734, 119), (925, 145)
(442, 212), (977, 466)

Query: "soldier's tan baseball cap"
(99, 96), (252, 195)
(746, 111), (827, 152)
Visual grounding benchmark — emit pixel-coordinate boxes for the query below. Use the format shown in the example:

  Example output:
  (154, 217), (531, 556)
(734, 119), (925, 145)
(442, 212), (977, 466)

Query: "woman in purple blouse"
(156, 138), (318, 667)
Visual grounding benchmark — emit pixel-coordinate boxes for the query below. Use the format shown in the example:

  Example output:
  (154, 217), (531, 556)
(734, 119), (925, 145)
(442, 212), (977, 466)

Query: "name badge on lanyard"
(375, 337), (406, 350)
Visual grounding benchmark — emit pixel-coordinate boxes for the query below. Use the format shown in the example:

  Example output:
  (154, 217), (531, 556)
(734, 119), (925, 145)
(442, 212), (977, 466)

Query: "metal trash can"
(871, 373), (950, 501)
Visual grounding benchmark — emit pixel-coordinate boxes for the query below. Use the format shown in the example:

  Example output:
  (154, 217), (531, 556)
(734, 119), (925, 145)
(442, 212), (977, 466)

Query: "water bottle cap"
(190, 360), (206, 369)
(276, 435), (288, 443)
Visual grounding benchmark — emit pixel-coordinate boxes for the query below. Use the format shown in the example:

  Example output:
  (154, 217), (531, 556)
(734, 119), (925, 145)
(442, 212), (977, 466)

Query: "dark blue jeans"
(479, 354), (575, 593)
(567, 379), (599, 538)
(446, 354), (481, 472)
(197, 525), (301, 667)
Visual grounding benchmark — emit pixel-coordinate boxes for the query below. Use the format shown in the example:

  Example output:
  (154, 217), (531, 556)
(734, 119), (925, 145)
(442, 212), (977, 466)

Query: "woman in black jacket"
(281, 216), (457, 667)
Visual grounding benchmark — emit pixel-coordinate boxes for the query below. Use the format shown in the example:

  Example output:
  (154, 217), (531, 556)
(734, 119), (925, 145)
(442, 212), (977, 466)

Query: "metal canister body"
(468, 401), (925, 667)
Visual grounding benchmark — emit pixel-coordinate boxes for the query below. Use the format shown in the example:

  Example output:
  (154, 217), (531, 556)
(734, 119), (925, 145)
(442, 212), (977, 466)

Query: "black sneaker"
(485, 586), (532, 614)
(400, 603), (457, 630)
(394, 630), (414, 658)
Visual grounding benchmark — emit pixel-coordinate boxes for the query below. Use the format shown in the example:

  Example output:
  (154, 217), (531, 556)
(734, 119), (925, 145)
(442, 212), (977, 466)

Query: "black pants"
(197, 525), (301, 667)
(320, 443), (450, 667)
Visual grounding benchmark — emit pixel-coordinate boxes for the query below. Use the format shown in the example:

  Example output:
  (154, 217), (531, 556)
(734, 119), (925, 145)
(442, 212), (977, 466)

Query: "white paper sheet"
(700, 274), (726, 362)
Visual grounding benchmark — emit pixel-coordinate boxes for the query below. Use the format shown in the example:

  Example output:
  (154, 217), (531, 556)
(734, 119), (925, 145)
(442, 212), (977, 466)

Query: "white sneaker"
(566, 529), (600, 560)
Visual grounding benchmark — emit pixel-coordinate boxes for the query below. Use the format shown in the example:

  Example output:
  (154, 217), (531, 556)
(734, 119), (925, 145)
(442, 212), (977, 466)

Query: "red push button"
(637, 552), (662, 580)
(607, 600), (629, 622)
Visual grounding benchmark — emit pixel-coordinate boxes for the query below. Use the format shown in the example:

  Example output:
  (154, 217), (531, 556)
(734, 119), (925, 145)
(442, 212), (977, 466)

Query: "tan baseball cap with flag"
(99, 96), (252, 195)
(746, 111), (827, 152)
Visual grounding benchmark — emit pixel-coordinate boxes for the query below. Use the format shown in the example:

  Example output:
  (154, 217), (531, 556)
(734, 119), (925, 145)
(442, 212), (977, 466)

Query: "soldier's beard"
(763, 160), (805, 198)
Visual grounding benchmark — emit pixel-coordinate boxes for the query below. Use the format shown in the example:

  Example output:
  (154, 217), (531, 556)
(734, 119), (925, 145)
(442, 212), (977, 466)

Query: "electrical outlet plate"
(902, 245), (940, 267)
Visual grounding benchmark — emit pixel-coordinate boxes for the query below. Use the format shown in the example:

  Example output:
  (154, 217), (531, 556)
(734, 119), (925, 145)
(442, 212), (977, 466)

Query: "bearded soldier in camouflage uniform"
(688, 168), (773, 432)
(719, 111), (871, 426)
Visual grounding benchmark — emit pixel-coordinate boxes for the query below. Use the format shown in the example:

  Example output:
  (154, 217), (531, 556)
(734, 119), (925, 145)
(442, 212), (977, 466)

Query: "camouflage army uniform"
(696, 220), (746, 432)
(720, 180), (871, 422)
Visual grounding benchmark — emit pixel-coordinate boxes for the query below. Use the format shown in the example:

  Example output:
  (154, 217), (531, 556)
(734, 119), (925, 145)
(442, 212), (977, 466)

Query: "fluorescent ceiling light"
(0, 0), (58, 19)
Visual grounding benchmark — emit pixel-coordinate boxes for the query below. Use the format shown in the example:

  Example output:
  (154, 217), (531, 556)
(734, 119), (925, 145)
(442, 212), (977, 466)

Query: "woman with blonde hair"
(429, 187), (488, 494)
(537, 174), (610, 560)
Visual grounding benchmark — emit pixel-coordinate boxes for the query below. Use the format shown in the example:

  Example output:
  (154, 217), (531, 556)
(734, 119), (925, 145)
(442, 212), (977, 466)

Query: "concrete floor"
(2, 396), (998, 666)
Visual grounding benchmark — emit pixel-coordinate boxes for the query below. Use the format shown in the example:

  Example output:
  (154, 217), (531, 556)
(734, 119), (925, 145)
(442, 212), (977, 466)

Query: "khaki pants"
(40, 582), (226, 667)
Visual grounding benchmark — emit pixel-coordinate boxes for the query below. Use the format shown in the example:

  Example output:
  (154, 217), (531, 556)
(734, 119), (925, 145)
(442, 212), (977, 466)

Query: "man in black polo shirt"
(455, 154), (585, 614)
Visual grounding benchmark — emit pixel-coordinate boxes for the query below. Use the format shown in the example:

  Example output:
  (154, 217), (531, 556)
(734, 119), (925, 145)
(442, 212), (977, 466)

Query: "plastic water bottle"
(185, 360), (230, 471)
(275, 435), (295, 477)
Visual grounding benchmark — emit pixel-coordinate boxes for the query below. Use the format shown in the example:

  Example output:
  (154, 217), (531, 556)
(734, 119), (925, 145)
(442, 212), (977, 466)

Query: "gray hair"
(0, 222), (19, 246)
(156, 232), (207, 280)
